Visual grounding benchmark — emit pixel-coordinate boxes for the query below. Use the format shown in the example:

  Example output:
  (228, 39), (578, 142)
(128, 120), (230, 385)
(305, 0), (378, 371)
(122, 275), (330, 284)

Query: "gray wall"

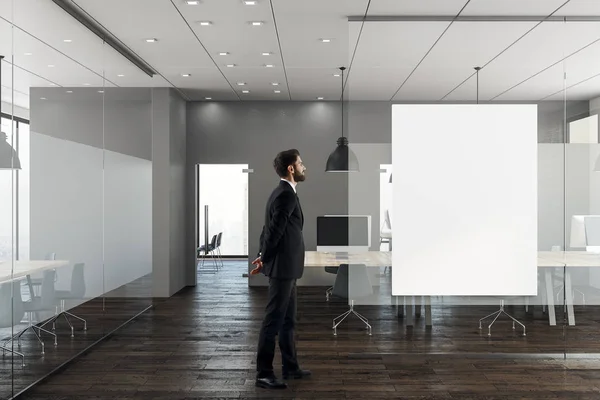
(151, 88), (188, 297)
(30, 87), (189, 298)
(187, 99), (591, 287)
(186, 102), (350, 286)
(30, 88), (152, 160)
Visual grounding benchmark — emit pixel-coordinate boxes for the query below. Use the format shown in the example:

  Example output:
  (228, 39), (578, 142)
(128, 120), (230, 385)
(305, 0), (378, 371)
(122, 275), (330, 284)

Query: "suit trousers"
(256, 278), (299, 378)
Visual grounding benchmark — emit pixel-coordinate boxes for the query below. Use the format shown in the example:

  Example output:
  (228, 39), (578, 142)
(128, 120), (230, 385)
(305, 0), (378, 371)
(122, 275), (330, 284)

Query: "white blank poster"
(392, 104), (538, 296)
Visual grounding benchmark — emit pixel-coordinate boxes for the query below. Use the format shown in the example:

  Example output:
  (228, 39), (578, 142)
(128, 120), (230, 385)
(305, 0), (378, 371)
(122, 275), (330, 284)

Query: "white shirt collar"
(281, 178), (296, 193)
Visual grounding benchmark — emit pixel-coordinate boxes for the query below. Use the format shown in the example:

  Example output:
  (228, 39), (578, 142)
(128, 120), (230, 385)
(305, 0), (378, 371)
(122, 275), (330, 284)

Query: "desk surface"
(0, 260), (69, 283)
(305, 251), (391, 267)
(305, 251), (600, 268)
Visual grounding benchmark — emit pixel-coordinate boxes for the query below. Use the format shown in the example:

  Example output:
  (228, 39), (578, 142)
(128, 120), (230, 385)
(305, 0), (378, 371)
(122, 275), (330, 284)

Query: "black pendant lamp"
(0, 55), (21, 170)
(325, 66), (359, 172)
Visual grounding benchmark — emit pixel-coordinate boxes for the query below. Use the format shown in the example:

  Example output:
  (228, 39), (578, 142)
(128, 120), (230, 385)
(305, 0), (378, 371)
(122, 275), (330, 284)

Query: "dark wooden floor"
(15, 261), (600, 399)
(0, 276), (153, 400)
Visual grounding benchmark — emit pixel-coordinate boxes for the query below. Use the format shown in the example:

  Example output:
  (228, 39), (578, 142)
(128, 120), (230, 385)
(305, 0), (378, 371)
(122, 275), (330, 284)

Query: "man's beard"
(294, 170), (305, 182)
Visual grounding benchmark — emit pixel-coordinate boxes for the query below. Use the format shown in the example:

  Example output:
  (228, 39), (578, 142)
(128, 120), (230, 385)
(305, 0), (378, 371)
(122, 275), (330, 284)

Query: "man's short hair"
(273, 149), (300, 178)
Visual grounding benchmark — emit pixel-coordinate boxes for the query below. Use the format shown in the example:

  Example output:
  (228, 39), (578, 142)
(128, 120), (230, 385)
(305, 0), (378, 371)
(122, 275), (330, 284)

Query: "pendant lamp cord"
(474, 66), (481, 104)
(340, 66), (345, 139)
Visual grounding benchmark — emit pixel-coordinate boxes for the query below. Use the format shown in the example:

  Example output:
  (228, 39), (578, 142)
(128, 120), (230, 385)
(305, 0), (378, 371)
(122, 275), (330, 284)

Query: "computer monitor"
(569, 215), (600, 252)
(316, 215), (371, 253)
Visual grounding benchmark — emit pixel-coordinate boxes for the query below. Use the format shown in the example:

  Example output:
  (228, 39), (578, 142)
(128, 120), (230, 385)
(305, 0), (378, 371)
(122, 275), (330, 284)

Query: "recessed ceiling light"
(271, 82), (279, 86)
(219, 52), (229, 56)
(40, 97), (46, 100)
(199, 21), (212, 26)
(24, 52), (32, 56)
(98, 90), (104, 93)
(49, 83), (57, 86)
(320, 39), (331, 43)
(186, 0), (199, 4)
(205, 97), (212, 100)
(244, 0), (257, 4)
(261, 52), (271, 56)
(145, 38), (158, 43)
(182, 73), (191, 77)
(48, 64), (55, 67)
(226, 64), (236, 68)
(333, 73), (340, 77)
(237, 82), (246, 86)
(117, 74), (125, 77)
(242, 90), (250, 93)
(251, 21), (264, 26)
(317, 97), (324, 100)
(66, 90), (73, 93)
(83, 83), (91, 86)
(63, 39), (72, 43)
(274, 90), (281, 94)
(265, 64), (274, 68)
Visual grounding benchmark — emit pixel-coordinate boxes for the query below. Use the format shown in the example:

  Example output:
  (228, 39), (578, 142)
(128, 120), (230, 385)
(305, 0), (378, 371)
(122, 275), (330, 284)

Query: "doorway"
(196, 164), (249, 266)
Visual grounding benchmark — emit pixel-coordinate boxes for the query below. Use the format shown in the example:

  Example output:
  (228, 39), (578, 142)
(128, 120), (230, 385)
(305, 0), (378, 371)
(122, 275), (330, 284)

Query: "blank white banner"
(392, 104), (538, 296)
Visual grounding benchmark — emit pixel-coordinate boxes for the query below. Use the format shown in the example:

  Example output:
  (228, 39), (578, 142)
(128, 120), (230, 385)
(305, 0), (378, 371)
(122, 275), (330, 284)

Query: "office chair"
(28, 252), (56, 297)
(324, 266), (339, 301)
(330, 264), (373, 336)
(0, 280), (26, 366)
(40, 263), (87, 337)
(215, 232), (223, 269)
(198, 234), (219, 273)
(20, 270), (59, 353)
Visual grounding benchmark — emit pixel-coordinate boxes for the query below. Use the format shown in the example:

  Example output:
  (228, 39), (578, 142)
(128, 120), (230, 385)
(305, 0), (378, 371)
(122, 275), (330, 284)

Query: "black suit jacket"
(258, 180), (305, 279)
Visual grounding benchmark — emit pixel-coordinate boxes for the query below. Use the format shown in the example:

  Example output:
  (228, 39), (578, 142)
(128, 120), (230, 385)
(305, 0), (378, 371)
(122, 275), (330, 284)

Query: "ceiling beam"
(51, 0), (158, 77)
(348, 15), (600, 22)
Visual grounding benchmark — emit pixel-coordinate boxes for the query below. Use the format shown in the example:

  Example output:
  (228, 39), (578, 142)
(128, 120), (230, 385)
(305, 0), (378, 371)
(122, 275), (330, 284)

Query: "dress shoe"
(282, 369), (312, 380)
(255, 376), (287, 389)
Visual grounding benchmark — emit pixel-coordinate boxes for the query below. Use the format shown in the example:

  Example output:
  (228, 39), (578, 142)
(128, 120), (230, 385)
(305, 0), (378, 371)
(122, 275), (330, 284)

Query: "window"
(0, 116), (30, 261)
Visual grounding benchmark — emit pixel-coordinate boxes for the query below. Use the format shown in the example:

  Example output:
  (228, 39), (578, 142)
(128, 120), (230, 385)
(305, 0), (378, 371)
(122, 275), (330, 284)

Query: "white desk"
(305, 251), (391, 267)
(305, 251), (600, 327)
(0, 260), (69, 283)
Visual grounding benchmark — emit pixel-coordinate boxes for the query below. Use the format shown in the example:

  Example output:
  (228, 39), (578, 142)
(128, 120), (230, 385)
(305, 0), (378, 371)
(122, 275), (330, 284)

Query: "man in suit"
(251, 149), (312, 389)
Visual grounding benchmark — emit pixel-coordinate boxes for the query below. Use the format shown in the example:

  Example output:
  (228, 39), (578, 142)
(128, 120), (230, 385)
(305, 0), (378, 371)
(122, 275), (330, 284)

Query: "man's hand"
(250, 256), (263, 275)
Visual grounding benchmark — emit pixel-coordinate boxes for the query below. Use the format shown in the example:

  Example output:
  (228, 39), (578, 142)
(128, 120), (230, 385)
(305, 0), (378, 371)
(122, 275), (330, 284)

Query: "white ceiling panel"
(286, 68), (346, 101)
(543, 74), (600, 101)
(180, 0), (279, 69)
(368, 0), (468, 16)
(462, 0), (568, 16)
(209, 66), (287, 99)
(0, 0), (600, 106)
(75, 0), (217, 70)
(9, 0), (118, 76)
(554, 0), (600, 16)
(351, 21), (451, 68)
(465, 21), (600, 100)
(159, 66), (239, 99)
(394, 21), (537, 101)
(348, 21), (451, 99)
(495, 63), (565, 100)
(272, 0), (368, 69)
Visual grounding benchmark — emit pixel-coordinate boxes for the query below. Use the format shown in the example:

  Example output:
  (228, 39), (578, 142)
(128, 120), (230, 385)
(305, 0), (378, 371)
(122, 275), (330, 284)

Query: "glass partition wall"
(343, 16), (600, 358)
(0, 1), (155, 397)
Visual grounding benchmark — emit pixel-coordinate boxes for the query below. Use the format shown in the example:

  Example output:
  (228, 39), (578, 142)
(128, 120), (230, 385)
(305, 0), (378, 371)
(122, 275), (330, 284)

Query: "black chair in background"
(198, 234), (219, 273)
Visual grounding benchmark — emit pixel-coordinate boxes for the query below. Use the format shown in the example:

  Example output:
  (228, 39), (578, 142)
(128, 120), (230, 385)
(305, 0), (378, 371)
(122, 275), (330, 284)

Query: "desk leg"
(545, 270), (556, 326)
(396, 296), (404, 318)
(406, 297), (414, 327)
(565, 271), (575, 326)
(425, 296), (432, 327)
(415, 296), (421, 318)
